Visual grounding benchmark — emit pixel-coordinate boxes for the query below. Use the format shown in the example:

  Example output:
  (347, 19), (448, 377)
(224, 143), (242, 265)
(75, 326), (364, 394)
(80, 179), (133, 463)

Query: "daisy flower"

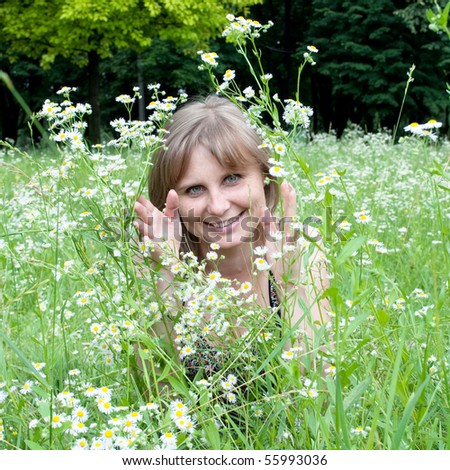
(160, 431), (177, 449)
(200, 52), (219, 66)
(254, 257), (271, 271)
(223, 69), (236, 81)
(269, 166), (286, 178)
(20, 380), (34, 395)
(97, 400), (114, 414)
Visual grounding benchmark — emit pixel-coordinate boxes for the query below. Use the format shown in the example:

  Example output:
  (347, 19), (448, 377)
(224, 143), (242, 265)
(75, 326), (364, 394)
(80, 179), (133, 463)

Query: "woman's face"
(175, 145), (267, 253)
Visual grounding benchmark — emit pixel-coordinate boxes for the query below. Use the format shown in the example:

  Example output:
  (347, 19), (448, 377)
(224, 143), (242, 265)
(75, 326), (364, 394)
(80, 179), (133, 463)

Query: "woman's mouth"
(204, 212), (245, 232)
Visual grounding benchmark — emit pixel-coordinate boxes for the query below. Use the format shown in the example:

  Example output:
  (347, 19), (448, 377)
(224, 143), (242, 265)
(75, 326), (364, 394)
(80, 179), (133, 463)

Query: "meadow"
(1, 16), (450, 450)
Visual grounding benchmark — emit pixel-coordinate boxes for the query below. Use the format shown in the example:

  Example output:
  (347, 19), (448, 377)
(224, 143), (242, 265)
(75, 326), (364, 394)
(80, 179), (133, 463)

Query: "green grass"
(1, 123), (449, 450)
(0, 15), (449, 451)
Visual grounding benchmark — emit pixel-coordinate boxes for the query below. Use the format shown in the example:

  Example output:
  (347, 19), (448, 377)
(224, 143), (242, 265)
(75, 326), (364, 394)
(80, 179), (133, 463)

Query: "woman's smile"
(175, 145), (266, 251)
(203, 210), (246, 232)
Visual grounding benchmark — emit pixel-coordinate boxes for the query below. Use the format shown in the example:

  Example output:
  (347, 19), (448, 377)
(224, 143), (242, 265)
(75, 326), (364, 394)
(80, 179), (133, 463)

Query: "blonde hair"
(148, 95), (279, 256)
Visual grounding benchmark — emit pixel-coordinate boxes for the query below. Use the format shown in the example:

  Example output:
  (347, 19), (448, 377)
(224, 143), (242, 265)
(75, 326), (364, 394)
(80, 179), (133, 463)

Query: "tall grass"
(0, 15), (449, 450)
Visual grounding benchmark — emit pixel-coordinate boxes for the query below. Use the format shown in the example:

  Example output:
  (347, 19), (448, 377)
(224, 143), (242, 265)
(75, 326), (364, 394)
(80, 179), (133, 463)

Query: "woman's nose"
(206, 188), (230, 216)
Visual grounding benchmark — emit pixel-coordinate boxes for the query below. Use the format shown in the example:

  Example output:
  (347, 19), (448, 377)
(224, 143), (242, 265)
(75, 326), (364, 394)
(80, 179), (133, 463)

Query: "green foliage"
(300, 0), (450, 133)
(427, 0), (450, 38)
(1, 0), (260, 67)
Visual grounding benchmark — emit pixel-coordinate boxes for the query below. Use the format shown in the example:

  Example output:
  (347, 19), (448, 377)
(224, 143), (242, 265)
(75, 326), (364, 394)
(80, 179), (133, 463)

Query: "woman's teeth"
(208, 214), (240, 228)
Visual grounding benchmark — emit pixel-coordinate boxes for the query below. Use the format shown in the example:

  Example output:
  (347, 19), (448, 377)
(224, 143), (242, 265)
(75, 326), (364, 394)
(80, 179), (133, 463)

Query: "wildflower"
(404, 122), (422, 133)
(69, 420), (88, 435)
(170, 263), (185, 276)
(273, 142), (286, 156)
(392, 298), (406, 311)
(200, 52), (219, 66)
(57, 86), (77, 95)
(128, 410), (142, 423)
(281, 350), (295, 361)
(32, 362), (46, 371)
(179, 345), (195, 359)
(354, 210), (371, 224)
(403, 121), (439, 140)
(240, 281), (252, 294)
(254, 408), (264, 418)
(96, 386), (112, 400)
(258, 331), (273, 342)
(160, 431), (177, 449)
(116, 94), (135, 104)
(254, 245), (268, 256)
(307, 45), (319, 53)
(90, 323), (102, 334)
(412, 288), (428, 299)
(210, 242), (220, 250)
(170, 400), (188, 414)
(301, 387), (318, 399)
(283, 99), (313, 127)
(72, 406), (89, 422)
(226, 392), (237, 403)
(351, 426), (369, 437)
(338, 220), (352, 231)
(254, 257), (271, 271)
(206, 251), (218, 261)
(67, 131), (84, 149)
(243, 86), (255, 98)
(84, 386), (97, 397)
(73, 438), (89, 450)
(207, 271), (221, 283)
(221, 380), (234, 391)
(53, 131), (68, 142)
(76, 294), (91, 308)
(140, 401), (159, 412)
(223, 69), (235, 82)
(20, 380), (34, 395)
(51, 414), (65, 428)
(91, 439), (106, 450)
(422, 119), (442, 129)
(325, 364), (336, 377)
(317, 175), (333, 186)
(98, 400), (114, 414)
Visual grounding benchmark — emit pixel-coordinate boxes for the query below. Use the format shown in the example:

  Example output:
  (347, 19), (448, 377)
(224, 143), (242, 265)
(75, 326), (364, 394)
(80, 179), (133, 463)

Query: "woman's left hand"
(261, 181), (300, 285)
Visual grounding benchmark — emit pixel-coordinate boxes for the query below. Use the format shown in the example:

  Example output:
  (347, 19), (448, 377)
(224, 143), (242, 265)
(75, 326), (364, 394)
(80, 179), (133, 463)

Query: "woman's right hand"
(134, 190), (182, 263)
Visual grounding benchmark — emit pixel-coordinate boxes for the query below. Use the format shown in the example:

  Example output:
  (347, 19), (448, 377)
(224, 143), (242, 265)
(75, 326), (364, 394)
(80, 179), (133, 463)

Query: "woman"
(134, 95), (329, 380)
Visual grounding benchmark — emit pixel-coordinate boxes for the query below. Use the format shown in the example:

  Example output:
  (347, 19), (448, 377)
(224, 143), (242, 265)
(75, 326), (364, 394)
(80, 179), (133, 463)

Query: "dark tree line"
(1, 0), (449, 145)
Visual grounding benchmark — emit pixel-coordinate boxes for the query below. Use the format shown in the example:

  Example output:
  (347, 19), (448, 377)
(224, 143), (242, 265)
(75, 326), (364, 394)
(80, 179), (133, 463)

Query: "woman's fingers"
(279, 181), (298, 243)
(134, 192), (181, 254)
(280, 181), (297, 218)
(164, 189), (179, 219)
(134, 195), (164, 239)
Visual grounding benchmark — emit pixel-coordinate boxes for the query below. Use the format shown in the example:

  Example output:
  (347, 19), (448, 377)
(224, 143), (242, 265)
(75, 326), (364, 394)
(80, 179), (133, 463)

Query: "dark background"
(1, 0), (449, 146)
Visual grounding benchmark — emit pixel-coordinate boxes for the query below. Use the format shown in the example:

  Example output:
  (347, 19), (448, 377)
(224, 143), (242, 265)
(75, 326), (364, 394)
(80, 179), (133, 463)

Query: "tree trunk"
(87, 50), (101, 144)
(137, 54), (146, 121)
(282, 0), (292, 99)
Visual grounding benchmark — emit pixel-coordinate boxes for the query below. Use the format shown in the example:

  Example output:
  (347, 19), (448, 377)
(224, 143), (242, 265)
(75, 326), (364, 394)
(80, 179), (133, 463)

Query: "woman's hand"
(134, 190), (182, 263)
(261, 180), (299, 282)
(262, 180), (330, 340)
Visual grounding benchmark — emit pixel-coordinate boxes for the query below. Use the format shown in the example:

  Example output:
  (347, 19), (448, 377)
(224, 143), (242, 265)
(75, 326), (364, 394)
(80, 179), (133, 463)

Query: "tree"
(302, 0), (450, 134)
(0, 0), (261, 143)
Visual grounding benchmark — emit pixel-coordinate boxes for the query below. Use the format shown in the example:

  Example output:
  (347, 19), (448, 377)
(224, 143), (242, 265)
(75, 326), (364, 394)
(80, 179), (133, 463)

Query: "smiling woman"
(134, 95), (330, 381)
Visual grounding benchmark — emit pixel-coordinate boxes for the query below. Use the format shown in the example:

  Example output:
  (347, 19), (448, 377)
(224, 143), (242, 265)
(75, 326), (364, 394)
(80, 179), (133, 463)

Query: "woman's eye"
(187, 185), (204, 195)
(225, 174), (240, 184)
